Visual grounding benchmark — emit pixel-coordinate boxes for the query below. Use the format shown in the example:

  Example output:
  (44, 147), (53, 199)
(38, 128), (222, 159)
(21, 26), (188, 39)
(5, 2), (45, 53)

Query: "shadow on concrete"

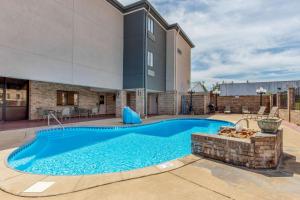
(277, 153), (300, 176)
(192, 152), (300, 178)
(242, 152), (300, 178)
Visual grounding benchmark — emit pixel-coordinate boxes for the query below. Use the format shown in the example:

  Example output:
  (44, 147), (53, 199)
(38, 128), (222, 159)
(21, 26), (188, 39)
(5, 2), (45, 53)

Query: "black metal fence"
(279, 91), (288, 109)
(295, 88), (300, 110)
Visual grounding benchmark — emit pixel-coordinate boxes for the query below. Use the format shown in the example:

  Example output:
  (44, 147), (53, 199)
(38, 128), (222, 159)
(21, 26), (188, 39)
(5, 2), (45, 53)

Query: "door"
(148, 94), (158, 115)
(0, 77), (29, 121)
(0, 77), (4, 121)
(5, 78), (29, 121)
(99, 95), (106, 114)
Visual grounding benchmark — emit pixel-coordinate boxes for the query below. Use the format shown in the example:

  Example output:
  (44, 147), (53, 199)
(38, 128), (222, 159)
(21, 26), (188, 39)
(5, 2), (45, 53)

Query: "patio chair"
(79, 108), (90, 118)
(248, 106), (266, 120)
(69, 107), (79, 118)
(224, 106), (231, 114)
(60, 107), (71, 120)
(266, 106), (279, 119)
(242, 106), (251, 114)
(37, 108), (48, 120)
(242, 106), (251, 118)
(90, 107), (99, 117)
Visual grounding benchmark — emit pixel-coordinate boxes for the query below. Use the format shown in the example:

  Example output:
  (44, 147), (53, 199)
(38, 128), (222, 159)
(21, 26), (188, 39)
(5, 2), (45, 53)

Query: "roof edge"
(106, 0), (195, 48)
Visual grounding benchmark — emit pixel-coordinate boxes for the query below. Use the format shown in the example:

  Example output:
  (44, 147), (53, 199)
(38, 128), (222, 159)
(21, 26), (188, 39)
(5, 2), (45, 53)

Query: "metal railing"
(235, 118), (249, 129)
(47, 111), (64, 129)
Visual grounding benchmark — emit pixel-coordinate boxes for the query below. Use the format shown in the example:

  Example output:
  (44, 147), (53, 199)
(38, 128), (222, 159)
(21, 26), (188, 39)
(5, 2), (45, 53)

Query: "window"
(148, 51), (153, 67)
(57, 91), (79, 106)
(99, 95), (105, 105)
(147, 17), (154, 34)
(177, 48), (182, 55)
(148, 69), (155, 77)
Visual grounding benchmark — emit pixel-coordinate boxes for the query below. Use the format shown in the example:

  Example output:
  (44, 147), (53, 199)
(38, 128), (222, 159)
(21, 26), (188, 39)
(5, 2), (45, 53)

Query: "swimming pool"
(8, 119), (232, 176)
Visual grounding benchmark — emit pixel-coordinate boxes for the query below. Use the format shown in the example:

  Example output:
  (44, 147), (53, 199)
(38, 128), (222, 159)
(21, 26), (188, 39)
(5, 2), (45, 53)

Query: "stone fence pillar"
(276, 92), (281, 109)
(269, 94), (273, 108)
(116, 90), (127, 118)
(288, 87), (295, 122)
(135, 88), (145, 118)
(203, 93), (210, 114)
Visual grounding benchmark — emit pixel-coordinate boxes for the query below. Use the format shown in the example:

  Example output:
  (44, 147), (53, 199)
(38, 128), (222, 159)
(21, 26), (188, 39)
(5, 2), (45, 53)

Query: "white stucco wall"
(166, 30), (191, 93)
(166, 29), (176, 91)
(0, 0), (123, 90)
(175, 34), (191, 114)
(176, 34), (191, 94)
(166, 30), (192, 114)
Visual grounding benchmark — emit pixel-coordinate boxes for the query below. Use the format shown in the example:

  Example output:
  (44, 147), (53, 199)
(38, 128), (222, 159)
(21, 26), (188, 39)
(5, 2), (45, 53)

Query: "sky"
(119, 0), (300, 87)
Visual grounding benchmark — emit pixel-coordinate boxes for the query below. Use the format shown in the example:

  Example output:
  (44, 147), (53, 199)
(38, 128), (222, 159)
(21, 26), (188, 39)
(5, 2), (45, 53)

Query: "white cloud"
(119, 0), (300, 87)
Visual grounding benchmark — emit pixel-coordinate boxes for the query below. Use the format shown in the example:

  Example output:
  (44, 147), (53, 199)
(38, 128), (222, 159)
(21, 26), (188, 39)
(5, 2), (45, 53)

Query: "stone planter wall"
(192, 129), (283, 169)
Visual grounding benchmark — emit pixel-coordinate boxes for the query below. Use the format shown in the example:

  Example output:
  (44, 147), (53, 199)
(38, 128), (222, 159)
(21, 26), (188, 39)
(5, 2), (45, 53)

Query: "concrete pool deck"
(1, 114), (300, 200)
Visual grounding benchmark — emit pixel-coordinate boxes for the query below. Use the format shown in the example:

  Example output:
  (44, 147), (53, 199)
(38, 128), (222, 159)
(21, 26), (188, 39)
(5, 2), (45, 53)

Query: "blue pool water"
(8, 119), (232, 176)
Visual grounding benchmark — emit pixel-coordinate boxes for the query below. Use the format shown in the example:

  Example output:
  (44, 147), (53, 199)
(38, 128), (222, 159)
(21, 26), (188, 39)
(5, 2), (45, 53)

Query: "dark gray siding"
(123, 10), (146, 89)
(146, 17), (166, 92)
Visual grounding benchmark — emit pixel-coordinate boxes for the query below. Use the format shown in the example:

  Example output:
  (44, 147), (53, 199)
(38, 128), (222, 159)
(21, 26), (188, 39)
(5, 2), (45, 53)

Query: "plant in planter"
(257, 118), (282, 133)
(219, 127), (257, 138)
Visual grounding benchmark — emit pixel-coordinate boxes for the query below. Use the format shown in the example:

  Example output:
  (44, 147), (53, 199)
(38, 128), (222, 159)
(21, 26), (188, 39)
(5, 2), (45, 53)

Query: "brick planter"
(192, 129), (283, 169)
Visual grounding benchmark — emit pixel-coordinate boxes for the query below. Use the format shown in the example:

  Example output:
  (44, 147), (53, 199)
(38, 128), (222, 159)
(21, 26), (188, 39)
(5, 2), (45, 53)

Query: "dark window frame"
(99, 95), (105, 105)
(177, 48), (182, 55)
(57, 90), (79, 106)
(147, 16), (154, 34)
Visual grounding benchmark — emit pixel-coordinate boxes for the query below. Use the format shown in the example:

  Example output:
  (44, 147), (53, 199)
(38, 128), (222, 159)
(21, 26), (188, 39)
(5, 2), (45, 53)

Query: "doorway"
(0, 77), (29, 121)
(148, 93), (158, 115)
(98, 94), (106, 114)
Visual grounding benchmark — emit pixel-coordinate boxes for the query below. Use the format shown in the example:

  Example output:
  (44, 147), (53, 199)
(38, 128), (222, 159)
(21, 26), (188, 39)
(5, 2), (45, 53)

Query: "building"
(220, 80), (300, 96)
(0, 0), (194, 121)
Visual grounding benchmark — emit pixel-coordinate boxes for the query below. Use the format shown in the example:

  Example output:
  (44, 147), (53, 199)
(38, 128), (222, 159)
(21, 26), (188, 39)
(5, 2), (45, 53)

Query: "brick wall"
(158, 91), (177, 115)
(290, 110), (300, 125)
(29, 81), (115, 120)
(106, 94), (116, 115)
(183, 93), (209, 114)
(116, 90), (126, 118)
(126, 92), (136, 111)
(211, 95), (270, 113)
(276, 88), (300, 125)
(192, 129), (283, 169)
(279, 109), (289, 121)
(279, 109), (300, 125)
(135, 89), (145, 117)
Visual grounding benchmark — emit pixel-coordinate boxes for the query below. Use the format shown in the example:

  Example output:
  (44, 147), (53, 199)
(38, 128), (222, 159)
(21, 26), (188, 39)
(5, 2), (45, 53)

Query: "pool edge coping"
(1, 117), (232, 197)
(0, 148), (202, 197)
